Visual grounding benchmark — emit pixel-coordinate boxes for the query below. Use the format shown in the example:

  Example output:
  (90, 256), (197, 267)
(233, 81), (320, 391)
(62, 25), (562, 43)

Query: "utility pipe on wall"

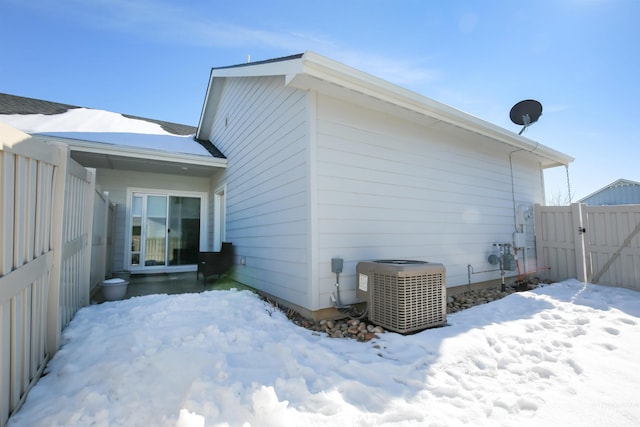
(467, 264), (500, 291)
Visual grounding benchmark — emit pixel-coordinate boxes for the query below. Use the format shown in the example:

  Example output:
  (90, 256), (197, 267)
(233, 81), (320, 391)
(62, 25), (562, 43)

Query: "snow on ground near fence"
(8, 279), (640, 427)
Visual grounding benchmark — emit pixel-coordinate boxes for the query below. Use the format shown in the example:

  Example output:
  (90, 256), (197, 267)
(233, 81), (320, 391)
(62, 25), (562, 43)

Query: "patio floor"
(92, 272), (255, 304)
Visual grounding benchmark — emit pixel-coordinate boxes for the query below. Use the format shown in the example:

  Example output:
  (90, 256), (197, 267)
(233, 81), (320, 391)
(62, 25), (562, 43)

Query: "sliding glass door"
(129, 192), (203, 270)
(168, 196), (201, 265)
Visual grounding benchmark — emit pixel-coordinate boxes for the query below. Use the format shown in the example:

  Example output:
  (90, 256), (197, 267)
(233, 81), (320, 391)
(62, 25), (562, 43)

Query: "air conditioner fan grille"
(368, 268), (445, 333)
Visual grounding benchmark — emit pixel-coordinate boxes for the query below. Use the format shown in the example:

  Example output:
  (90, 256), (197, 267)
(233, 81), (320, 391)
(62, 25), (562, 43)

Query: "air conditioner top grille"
(368, 260), (440, 276)
(374, 259), (427, 265)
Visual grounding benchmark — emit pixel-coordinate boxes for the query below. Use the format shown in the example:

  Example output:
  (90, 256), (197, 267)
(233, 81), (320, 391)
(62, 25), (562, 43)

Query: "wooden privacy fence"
(535, 203), (640, 290)
(0, 126), (95, 427)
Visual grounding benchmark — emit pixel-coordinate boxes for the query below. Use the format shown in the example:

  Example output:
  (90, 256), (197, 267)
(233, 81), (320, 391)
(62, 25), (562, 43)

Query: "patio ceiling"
(70, 150), (225, 178)
(30, 134), (227, 177)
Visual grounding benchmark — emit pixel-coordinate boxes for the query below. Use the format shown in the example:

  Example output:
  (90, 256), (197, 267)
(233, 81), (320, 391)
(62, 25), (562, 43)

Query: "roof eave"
(196, 51), (573, 167)
(294, 52), (574, 167)
(35, 135), (227, 168)
(196, 69), (215, 141)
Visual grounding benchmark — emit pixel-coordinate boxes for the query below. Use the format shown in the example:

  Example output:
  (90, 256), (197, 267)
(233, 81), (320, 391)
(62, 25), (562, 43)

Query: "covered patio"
(91, 272), (255, 304)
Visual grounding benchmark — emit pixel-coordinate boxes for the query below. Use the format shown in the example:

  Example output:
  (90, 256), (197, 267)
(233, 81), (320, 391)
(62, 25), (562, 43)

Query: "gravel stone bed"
(268, 278), (549, 342)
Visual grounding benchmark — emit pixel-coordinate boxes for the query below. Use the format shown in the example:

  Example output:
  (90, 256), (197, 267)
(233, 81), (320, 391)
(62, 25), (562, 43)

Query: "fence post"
(0, 151), (11, 425)
(81, 169), (96, 306)
(571, 203), (588, 283)
(533, 204), (544, 278)
(0, 151), (14, 276)
(46, 142), (69, 355)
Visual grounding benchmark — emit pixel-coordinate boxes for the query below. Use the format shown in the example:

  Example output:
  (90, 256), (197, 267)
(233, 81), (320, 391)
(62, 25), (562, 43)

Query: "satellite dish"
(510, 99), (542, 135)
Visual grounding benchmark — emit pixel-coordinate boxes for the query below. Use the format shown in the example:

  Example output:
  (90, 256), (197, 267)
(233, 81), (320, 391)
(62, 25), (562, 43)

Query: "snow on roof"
(0, 108), (212, 157)
(3, 107), (181, 134)
(47, 131), (211, 156)
(0, 93), (223, 158)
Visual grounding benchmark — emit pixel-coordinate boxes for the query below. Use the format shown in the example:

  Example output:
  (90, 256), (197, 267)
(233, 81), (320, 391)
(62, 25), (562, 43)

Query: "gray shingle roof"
(0, 92), (79, 115)
(0, 93), (224, 158)
(0, 93), (197, 136)
(212, 53), (304, 71)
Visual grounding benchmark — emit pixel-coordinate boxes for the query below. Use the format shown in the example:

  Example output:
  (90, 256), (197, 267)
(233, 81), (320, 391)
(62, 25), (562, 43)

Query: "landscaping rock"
(266, 278), (550, 342)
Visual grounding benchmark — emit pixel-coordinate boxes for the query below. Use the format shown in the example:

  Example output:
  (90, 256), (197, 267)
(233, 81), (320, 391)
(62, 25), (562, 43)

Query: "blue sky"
(1, 0), (638, 201)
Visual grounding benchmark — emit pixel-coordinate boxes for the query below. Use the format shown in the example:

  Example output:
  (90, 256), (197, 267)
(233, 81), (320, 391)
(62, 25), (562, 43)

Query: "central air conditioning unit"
(356, 260), (446, 334)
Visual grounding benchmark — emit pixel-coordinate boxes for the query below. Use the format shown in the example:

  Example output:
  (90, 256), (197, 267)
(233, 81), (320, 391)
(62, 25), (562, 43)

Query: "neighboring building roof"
(579, 179), (640, 206)
(0, 93), (226, 176)
(197, 51), (574, 168)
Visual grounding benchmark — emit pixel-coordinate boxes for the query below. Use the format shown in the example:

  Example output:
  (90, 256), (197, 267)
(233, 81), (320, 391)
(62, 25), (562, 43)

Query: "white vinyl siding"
(314, 94), (544, 305)
(200, 73), (549, 312)
(208, 76), (310, 307)
(580, 182), (640, 206)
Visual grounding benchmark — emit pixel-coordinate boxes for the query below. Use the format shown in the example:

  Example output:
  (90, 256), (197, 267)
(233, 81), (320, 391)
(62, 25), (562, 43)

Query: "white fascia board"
(295, 51), (574, 167)
(196, 71), (223, 141)
(197, 51), (573, 167)
(211, 58), (305, 79)
(40, 135), (227, 168)
(196, 69), (215, 141)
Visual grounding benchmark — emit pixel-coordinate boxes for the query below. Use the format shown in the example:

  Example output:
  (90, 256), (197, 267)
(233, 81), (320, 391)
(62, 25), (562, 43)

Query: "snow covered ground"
(8, 279), (640, 427)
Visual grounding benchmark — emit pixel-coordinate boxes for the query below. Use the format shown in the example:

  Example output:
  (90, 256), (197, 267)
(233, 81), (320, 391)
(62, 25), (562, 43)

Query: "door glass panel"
(131, 195), (142, 266)
(145, 195), (167, 266)
(129, 193), (202, 269)
(169, 196), (201, 265)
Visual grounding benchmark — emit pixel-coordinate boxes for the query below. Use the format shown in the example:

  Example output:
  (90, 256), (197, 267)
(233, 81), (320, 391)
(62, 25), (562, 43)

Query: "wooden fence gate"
(0, 126), (95, 427)
(534, 203), (640, 290)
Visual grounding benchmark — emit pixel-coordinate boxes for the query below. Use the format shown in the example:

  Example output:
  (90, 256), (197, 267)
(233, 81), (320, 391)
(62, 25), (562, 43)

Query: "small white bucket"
(112, 271), (131, 281)
(101, 278), (129, 301)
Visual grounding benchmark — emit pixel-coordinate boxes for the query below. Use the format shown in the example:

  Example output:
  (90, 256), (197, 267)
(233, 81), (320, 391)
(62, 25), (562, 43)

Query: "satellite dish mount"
(510, 99), (542, 135)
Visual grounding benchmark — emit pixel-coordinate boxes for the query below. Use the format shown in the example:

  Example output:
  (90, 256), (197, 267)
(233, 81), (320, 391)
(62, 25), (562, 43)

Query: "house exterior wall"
(206, 169), (225, 250)
(206, 76), (311, 308)
(94, 169), (210, 272)
(202, 73), (549, 313)
(580, 183), (640, 206)
(313, 94), (543, 307)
